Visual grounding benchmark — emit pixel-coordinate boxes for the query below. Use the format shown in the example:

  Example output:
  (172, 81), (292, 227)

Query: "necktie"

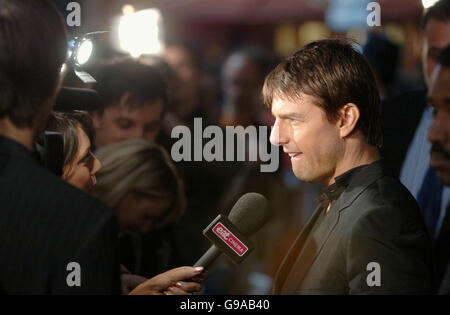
(417, 167), (443, 239)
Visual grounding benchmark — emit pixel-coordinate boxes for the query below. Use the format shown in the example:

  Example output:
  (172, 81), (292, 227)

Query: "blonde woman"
(93, 138), (186, 235)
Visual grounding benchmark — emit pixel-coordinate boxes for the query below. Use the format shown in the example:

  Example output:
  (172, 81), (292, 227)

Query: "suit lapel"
(272, 160), (386, 294)
(272, 204), (323, 294)
(280, 199), (342, 294)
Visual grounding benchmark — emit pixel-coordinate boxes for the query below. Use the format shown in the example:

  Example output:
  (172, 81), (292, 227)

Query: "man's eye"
(144, 124), (160, 133)
(116, 121), (132, 129)
(431, 106), (438, 116)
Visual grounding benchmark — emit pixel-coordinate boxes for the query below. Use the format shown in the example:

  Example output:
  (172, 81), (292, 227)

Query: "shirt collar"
(317, 163), (368, 207)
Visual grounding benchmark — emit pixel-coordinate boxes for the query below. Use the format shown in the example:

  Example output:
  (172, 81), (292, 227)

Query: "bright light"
(422, 0), (439, 9)
(122, 4), (135, 15)
(60, 63), (67, 74)
(76, 40), (93, 65)
(118, 8), (164, 58)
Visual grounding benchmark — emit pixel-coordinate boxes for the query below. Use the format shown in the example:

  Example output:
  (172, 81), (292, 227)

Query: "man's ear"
(91, 110), (102, 130)
(338, 103), (360, 139)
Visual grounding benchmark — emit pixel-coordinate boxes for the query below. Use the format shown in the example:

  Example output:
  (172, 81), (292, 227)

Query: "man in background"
(381, 0), (450, 285)
(426, 45), (450, 293)
(382, 0), (450, 230)
(90, 58), (167, 149)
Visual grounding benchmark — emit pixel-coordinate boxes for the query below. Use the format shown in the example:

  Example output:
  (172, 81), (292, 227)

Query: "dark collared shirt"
(296, 164), (372, 270)
(317, 164), (368, 208)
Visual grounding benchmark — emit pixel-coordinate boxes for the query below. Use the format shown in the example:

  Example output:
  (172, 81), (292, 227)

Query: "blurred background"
(55, 0), (432, 92)
(51, 0), (439, 295)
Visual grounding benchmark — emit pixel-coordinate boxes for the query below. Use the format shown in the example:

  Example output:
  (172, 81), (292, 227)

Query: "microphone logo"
(213, 223), (248, 257)
(215, 226), (230, 240)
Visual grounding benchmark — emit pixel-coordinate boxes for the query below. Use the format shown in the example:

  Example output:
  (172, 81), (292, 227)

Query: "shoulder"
(339, 163), (427, 238)
(0, 146), (113, 226)
(361, 174), (418, 209)
(346, 175), (428, 241)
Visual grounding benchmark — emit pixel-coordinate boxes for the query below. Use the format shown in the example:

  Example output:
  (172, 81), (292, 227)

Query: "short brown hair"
(0, 0), (67, 127)
(263, 39), (383, 147)
(46, 111), (95, 171)
(90, 58), (168, 116)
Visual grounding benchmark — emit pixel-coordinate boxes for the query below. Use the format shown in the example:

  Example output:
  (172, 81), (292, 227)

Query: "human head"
(428, 45), (450, 186)
(363, 33), (399, 98)
(162, 44), (202, 119)
(263, 39), (381, 184)
(46, 111), (101, 192)
(93, 139), (186, 234)
(0, 0), (67, 134)
(91, 58), (168, 148)
(421, 0), (450, 88)
(222, 47), (274, 121)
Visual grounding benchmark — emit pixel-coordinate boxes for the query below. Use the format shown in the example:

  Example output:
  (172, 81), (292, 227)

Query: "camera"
(34, 32), (104, 175)
(34, 131), (64, 177)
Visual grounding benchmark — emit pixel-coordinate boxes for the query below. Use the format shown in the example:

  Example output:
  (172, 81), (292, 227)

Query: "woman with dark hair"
(46, 110), (101, 192)
(45, 110), (204, 295)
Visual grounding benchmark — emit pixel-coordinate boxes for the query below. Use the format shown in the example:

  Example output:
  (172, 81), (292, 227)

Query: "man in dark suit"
(425, 45), (450, 294)
(0, 0), (204, 294)
(381, 0), (450, 287)
(382, 0), (450, 179)
(264, 39), (434, 294)
(0, 0), (121, 294)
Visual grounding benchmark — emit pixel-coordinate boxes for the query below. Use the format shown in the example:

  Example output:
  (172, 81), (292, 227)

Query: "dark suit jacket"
(439, 261), (450, 294)
(435, 203), (450, 287)
(381, 89), (427, 178)
(0, 136), (121, 294)
(272, 160), (435, 294)
(382, 89), (450, 288)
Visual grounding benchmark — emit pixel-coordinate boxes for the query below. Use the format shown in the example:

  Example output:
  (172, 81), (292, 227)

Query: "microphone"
(194, 192), (269, 269)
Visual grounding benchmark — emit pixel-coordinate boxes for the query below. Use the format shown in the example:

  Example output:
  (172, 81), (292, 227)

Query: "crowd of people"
(0, 0), (449, 295)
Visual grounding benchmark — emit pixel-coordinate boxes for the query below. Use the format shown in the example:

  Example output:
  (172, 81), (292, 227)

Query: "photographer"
(0, 0), (203, 294)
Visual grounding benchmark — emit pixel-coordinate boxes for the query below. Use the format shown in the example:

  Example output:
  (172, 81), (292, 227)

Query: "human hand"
(163, 268), (209, 295)
(128, 266), (205, 295)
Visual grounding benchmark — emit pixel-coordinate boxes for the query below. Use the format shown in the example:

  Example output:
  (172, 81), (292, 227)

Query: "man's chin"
(292, 169), (316, 183)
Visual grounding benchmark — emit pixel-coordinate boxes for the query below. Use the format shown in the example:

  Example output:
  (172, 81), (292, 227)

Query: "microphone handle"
(193, 245), (222, 268)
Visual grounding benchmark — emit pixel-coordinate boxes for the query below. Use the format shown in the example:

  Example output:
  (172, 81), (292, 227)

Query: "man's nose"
(270, 119), (288, 146)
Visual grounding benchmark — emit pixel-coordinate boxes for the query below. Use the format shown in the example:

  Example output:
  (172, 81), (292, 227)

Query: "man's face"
(428, 66), (450, 186)
(422, 19), (450, 87)
(269, 94), (342, 185)
(222, 55), (262, 111)
(93, 98), (164, 148)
